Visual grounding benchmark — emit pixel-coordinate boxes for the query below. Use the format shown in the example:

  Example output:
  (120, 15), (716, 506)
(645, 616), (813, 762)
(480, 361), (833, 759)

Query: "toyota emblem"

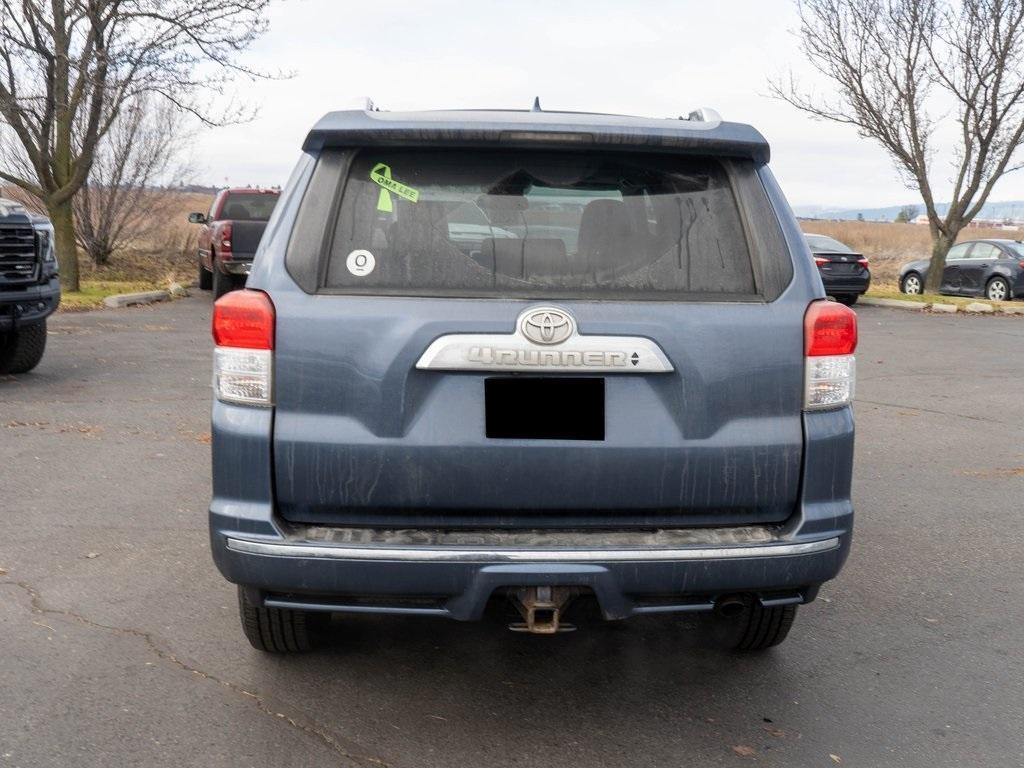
(520, 307), (575, 345)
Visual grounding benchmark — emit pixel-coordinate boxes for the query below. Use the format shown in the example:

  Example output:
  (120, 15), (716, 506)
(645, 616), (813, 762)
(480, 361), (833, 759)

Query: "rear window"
(321, 149), (758, 298)
(221, 193), (278, 222)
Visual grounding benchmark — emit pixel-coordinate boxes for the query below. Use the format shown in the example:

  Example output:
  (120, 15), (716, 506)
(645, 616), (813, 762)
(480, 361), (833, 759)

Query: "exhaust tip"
(714, 594), (749, 618)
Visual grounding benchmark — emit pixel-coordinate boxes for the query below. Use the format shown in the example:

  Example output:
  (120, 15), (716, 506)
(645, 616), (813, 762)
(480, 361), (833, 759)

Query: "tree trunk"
(47, 199), (80, 292)
(924, 232), (956, 293)
(82, 236), (111, 266)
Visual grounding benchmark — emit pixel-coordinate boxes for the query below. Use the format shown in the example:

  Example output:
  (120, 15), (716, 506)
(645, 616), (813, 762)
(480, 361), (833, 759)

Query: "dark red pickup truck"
(189, 188), (279, 297)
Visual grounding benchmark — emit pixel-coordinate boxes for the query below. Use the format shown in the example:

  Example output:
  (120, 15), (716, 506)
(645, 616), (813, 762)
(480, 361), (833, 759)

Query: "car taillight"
(212, 290), (274, 405)
(813, 256), (828, 267)
(857, 257), (869, 268)
(1018, 260), (1024, 269)
(221, 222), (233, 258)
(804, 300), (857, 410)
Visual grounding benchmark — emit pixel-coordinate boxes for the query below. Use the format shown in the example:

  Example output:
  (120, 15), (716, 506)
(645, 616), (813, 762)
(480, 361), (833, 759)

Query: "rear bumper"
(0, 278), (61, 332)
(210, 523), (849, 620)
(820, 272), (870, 295)
(209, 401), (856, 621)
(219, 255), (255, 275)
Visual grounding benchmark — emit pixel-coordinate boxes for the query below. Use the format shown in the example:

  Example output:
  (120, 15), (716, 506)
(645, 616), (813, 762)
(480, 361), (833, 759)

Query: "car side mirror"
(188, 212), (207, 224)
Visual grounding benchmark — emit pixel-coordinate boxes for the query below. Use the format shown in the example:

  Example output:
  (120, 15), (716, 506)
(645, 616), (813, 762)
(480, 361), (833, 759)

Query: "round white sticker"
(346, 249), (375, 277)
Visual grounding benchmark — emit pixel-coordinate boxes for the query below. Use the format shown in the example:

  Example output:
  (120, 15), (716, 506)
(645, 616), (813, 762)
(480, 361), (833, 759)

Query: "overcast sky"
(193, 0), (1024, 210)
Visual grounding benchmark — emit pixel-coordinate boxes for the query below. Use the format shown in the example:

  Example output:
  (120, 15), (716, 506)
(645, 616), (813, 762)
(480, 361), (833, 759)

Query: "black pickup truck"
(0, 198), (60, 374)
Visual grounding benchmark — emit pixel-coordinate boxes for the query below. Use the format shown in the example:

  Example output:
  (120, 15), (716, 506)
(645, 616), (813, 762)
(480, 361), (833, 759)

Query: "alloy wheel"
(903, 274), (922, 294)
(986, 279), (1008, 302)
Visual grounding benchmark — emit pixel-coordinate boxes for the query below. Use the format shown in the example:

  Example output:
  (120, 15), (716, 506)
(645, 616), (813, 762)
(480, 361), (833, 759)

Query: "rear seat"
(478, 237), (570, 279)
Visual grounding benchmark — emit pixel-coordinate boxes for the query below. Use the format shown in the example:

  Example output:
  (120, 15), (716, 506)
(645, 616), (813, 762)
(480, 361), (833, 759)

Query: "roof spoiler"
(302, 104), (769, 163)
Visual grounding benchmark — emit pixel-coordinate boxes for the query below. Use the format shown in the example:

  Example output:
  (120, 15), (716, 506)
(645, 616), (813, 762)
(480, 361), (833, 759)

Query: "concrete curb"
(858, 297), (925, 311)
(102, 290), (170, 309)
(964, 302), (994, 314)
(859, 296), (1022, 316)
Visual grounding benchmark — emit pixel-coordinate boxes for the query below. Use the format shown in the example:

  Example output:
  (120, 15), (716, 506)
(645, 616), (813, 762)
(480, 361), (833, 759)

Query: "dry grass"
(55, 191), (214, 310)
(798, 219), (1024, 288)
(77, 191), (213, 285)
(59, 280), (166, 311)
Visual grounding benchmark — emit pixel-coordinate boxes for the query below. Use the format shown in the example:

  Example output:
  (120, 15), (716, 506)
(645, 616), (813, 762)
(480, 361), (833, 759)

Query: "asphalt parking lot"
(2, 295), (1023, 767)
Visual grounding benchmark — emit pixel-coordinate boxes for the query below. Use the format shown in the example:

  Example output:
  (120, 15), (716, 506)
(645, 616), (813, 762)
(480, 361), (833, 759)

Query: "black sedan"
(899, 239), (1024, 301)
(805, 234), (871, 305)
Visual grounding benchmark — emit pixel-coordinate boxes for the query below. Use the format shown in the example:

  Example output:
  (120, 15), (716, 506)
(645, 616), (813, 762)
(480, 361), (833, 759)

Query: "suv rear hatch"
(271, 141), (801, 529)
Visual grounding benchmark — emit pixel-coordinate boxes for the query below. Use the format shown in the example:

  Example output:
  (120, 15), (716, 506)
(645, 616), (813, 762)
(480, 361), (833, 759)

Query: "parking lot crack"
(1, 578), (393, 768)
(855, 398), (1004, 424)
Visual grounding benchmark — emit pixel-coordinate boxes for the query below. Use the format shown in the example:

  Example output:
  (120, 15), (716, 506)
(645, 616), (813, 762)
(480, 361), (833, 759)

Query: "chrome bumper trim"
(223, 261), (252, 275)
(225, 536), (840, 563)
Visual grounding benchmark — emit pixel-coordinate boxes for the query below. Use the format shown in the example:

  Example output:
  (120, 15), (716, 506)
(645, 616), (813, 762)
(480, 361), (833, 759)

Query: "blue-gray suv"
(209, 106), (858, 653)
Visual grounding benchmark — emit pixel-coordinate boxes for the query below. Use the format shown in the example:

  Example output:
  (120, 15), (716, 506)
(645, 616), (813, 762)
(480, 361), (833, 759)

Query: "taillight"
(212, 290), (274, 405)
(220, 222), (233, 258)
(857, 257), (869, 268)
(1018, 260), (1024, 269)
(804, 300), (857, 410)
(805, 300), (857, 356)
(813, 256), (828, 267)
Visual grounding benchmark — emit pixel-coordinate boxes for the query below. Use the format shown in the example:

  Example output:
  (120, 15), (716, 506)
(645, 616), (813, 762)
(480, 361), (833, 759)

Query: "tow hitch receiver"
(508, 586), (579, 634)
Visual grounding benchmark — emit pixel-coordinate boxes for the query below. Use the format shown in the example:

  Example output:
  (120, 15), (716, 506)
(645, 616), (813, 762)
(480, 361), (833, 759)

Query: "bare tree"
(895, 204), (920, 222)
(773, 0), (1024, 291)
(74, 97), (191, 265)
(0, 1), (274, 291)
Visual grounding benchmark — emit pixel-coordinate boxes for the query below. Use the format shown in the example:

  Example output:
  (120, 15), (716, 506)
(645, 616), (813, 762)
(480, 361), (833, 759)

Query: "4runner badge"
(414, 306), (674, 373)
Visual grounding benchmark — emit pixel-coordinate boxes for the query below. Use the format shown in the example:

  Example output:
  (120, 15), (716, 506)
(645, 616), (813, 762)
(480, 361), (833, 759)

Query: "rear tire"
(833, 293), (859, 306)
(901, 272), (923, 295)
(732, 603), (798, 651)
(212, 259), (233, 299)
(198, 258), (213, 290)
(0, 321), (48, 374)
(985, 276), (1009, 302)
(237, 587), (320, 653)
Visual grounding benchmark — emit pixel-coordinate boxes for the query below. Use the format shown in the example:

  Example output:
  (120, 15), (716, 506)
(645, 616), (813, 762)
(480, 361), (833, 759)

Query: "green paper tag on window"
(370, 163), (419, 212)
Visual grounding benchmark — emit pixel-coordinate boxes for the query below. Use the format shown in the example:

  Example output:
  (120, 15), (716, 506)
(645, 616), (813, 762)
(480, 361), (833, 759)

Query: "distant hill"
(793, 200), (1024, 222)
(178, 183), (221, 195)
